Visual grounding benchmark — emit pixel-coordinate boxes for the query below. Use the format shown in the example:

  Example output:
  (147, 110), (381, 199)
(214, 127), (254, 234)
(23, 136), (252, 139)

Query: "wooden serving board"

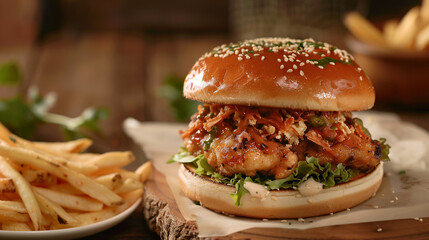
(143, 168), (429, 240)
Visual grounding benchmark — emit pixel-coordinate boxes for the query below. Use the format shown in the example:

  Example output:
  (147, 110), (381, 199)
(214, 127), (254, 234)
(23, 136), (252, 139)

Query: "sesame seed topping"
(300, 62), (305, 66)
(281, 220), (288, 223)
(287, 69), (293, 73)
(298, 218), (305, 222)
(293, 64), (297, 69)
(262, 219), (269, 222)
(377, 228), (383, 232)
(357, 67), (362, 71)
(280, 65), (285, 69)
(391, 190), (395, 194)
(360, 76), (363, 81)
(202, 38), (355, 72)
(300, 70), (304, 76)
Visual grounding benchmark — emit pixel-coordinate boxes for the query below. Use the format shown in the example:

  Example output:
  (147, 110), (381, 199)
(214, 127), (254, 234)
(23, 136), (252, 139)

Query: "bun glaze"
(178, 162), (383, 219)
(184, 38), (375, 111)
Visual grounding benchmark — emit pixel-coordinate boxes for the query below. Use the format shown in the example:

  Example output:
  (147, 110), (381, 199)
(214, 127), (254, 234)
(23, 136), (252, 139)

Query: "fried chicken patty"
(182, 104), (381, 179)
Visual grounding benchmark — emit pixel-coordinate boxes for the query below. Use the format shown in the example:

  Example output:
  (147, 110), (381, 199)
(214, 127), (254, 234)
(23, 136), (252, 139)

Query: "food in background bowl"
(344, 1), (429, 108)
(169, 38), (390, 219)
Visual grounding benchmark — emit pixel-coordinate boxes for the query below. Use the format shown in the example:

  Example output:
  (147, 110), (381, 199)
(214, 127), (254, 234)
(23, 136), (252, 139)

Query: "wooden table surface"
(2, 32), (429, 239)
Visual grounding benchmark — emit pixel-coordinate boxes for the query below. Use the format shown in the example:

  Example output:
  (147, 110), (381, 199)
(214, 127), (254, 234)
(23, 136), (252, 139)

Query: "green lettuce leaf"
(169, 149), (362, 206)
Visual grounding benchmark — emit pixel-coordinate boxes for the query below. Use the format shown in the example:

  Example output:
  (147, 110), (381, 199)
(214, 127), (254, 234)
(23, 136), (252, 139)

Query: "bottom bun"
(178, 162), (383, 219)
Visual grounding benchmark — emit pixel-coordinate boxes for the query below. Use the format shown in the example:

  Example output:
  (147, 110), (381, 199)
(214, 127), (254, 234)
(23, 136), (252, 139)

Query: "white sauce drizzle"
(298, 178), (323, 197)
(244, 182), (269, 201)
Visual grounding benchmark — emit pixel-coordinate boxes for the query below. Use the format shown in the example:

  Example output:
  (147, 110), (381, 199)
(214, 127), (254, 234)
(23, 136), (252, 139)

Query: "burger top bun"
(184, 38), (375, 111)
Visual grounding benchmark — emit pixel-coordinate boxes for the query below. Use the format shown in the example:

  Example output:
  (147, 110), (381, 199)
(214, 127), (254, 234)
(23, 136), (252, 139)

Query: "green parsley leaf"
(0, 62), (21, 85)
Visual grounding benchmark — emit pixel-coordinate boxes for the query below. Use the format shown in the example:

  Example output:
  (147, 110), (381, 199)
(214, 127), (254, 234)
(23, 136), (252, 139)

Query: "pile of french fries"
(344, 0), (429, 50)
(0, 123), (152, 231)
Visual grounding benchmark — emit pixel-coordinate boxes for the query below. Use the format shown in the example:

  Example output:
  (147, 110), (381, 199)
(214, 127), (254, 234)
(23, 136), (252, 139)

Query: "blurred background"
(0, 0), (427, 152)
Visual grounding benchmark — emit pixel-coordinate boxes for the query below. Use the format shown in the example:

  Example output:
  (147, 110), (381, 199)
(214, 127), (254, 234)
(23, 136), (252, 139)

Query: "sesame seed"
(390, 200), (395, 203)
(254, 53), (260, 56)
(395, 197), (399, 200)
(300, 62), (305, 66)
(330, 212), (334, 215)
(245, 55), (250, 59)
(237, 57), (243, 61)
(357, 67), (362, 71)
(296, 59), (301, 62)
(347, 208), (351, 211)
(261, 56), (265, 61)
(329, 62), (335, 65)
(280, 65), (285, 69)
(391, 190), (395, 194)
(318, 66), (324, 69)
(360, 76), (363, 81)
(372, 205), (379, 209)
(300, 70), (304, 76)
(277, 58), (281, 62)
(262, 219), (269, 222)
(377, 228), (383, 232)
(293, 64), (297, 69)
(281, 220), (288, 223)
(298, 218), (305, 222)
(287, 69), (293, 73)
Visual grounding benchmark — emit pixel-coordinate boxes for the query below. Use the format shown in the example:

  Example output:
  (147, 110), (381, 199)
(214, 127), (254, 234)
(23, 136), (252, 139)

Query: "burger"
(169, 38), (390, 219)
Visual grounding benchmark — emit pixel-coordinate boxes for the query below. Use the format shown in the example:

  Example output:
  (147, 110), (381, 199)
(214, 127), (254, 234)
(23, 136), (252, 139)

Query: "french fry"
(90, 151), (135, 169)
(0, 157), (42, 230)
(0, 210), (30, 223)
(135, 161), (153, 182)
(95, 173), (123, 190)
(391, 6), (420, 48)
(416, 24), (429, 50)
(0, 200), (27, 213)
(33, 187), (103, 212)
(0, 123), (145, 231)
(73, 189), (142, 225)
(1, 222), (32, 231)
(67, 152), (98, 162)
(0, 177), (16, 193)
(34, 191), (80, 226)
(344, 12), (385, 45)
(0, 143), (123, 206)
(422, 0), (429, 23)
(113, 178), (143, 194)
(48, 183), (84, 195)
(382, 19), (399, 46)
(0, 124), (16, 146)
(20, 166), (57, 186)
(14, 140), (98, 174)
(32, 138), (92, 153)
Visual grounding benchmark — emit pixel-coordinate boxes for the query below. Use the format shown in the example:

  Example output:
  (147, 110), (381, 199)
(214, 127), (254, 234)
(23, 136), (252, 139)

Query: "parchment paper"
(123, 112), (429, 237)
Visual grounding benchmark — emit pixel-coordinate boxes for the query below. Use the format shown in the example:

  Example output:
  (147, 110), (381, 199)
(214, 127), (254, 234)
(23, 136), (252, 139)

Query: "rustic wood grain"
(144, 168), (429, 240)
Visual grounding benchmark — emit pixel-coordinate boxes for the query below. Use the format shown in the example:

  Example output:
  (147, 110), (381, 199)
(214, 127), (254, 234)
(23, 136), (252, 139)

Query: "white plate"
(0, 198), (142, 240)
